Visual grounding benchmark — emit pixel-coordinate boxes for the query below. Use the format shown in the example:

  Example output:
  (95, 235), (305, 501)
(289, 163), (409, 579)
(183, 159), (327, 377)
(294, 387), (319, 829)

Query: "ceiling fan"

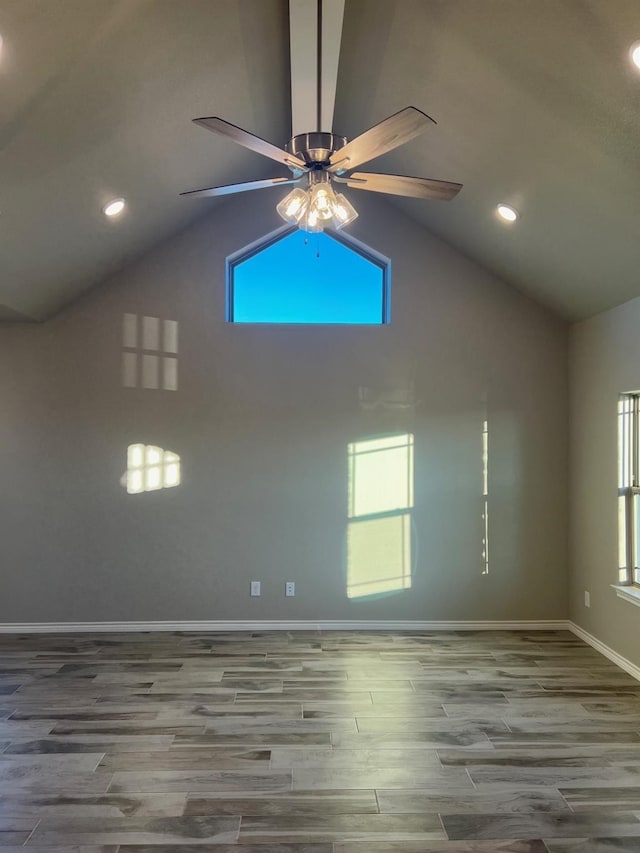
(181, 1), (462, 233)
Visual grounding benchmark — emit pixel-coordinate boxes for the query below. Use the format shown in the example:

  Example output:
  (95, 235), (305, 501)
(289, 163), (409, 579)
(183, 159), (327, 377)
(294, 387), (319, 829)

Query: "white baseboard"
(3, 618), (637, 684)
(568, 620), (640, 683)
(0, 619), (569, 634)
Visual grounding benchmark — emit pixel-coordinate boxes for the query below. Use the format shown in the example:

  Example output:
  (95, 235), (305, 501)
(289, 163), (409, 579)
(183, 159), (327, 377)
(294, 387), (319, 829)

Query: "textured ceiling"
(2, 0), (640, 321)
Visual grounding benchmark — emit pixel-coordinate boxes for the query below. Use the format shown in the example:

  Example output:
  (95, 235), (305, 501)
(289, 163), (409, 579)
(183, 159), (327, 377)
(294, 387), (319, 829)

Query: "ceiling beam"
(289, 0), (345, 137)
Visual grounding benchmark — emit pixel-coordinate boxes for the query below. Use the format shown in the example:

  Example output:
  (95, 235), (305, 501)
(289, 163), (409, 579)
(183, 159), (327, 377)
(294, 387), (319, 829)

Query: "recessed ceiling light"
(496, 203), (519, 223)
(630, 41), (640, 70)
(103, 198), (125, 217)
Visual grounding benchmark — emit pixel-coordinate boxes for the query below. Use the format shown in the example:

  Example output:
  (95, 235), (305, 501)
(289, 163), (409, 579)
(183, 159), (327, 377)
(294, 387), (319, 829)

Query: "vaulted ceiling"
(2, 0), (640, 322)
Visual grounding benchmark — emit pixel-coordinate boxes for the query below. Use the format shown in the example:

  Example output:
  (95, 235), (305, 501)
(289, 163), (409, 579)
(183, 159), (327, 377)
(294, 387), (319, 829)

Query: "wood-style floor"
(0, 630), (639, 851)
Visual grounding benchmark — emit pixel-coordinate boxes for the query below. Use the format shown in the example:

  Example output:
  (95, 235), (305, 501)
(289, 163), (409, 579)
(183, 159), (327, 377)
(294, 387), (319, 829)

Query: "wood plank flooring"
(0, 629), (638, 851)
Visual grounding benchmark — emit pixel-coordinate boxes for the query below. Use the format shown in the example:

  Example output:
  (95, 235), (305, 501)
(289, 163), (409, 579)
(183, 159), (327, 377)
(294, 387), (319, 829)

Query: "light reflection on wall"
(482, 417), (489, 575)
(122, 313), (178, 390)
(126, 444), (181, 494)
(347, 434), (414, 599)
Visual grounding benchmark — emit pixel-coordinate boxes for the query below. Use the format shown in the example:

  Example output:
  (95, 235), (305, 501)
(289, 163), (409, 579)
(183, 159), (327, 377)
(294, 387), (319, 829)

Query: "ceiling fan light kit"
(181, 1), (462, 233)
(277, 170), (359, 231)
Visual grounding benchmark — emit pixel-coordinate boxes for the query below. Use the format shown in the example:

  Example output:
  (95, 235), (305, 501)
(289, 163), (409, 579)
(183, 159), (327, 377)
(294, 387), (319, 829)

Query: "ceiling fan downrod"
(316, 0), (322, 132)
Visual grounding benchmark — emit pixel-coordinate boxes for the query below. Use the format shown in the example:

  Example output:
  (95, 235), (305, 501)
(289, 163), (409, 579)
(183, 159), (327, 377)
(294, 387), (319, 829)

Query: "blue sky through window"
(230, 229), (387, 324)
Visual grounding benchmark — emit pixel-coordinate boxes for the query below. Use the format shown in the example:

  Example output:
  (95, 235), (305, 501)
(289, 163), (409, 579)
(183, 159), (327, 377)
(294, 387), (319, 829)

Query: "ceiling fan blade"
(180, 176), (299, 199)
(339, 172), (462, 201)
(328, 107), (436, 173)
(193, 117), (306, 171)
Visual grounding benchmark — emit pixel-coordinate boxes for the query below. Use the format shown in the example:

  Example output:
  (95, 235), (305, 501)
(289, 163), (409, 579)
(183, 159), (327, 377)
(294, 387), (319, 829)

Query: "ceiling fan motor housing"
(286, 132), (346, 167)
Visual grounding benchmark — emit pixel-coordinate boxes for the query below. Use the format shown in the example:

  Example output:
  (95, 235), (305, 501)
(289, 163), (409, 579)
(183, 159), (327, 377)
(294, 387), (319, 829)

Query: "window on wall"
(227, 227), (390, 324)
(618, 393), (640, 587)
(346, 433), (414, 599)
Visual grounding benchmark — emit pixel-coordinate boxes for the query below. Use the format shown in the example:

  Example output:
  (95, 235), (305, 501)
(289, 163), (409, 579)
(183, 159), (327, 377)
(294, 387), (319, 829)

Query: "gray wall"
(570, 299), (640, 666)
(0, 191), (568, 623)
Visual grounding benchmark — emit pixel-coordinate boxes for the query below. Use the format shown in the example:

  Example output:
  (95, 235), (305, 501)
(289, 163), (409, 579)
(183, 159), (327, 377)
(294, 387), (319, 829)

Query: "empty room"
(1, 0), (640, 850)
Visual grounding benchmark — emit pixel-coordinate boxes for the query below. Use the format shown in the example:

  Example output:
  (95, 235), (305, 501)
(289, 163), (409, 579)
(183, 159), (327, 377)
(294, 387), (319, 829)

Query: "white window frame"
(618, 393), (640, 588)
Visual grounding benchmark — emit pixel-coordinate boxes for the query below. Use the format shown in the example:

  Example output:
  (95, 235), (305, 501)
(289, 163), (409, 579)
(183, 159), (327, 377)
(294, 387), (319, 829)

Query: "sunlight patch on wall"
(347, 433), (414, 599)
(482, 417), (489, 575)
(347, 514), (411, 599)
(125, 444), (181, 494)
(122, 313), (178, 390)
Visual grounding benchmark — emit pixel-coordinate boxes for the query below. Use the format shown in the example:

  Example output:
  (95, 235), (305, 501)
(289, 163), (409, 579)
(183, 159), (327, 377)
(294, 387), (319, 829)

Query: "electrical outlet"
(285, 581), (295, 597)
(584, 590), (590, 607)
(250, 581), (261, 597)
